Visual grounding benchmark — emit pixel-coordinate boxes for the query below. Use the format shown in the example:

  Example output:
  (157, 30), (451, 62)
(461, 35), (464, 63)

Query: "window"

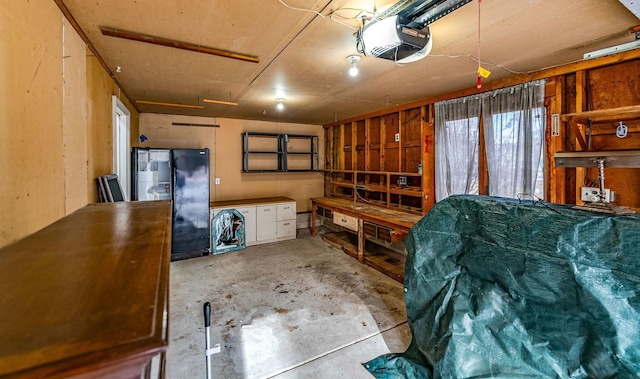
(435, 96), (481, 201)
(436, 80), (546, 201)
(112, 96), (131, 200)
(481, 80), (546, 199)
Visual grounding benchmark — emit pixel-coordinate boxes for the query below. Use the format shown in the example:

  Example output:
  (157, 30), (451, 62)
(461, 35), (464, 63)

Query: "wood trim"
(100, 28), (260, 63)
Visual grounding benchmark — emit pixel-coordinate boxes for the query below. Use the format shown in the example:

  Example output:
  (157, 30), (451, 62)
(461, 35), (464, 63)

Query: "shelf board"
(561, 105), (640, 124)
(328, 169), (422, 176)
(389, 186), (423, 196)
(245, 151), (283, 154)
(320, 231), (404, 283)
(389, 205), (422, 215)
(331, 180), (354, 187)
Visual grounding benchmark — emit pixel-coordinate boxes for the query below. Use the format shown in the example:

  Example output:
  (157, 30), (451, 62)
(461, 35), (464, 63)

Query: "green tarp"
(365, 195), (640, 378)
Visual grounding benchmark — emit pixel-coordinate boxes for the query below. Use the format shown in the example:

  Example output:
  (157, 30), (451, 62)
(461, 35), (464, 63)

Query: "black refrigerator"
(131, 147), (210, 261)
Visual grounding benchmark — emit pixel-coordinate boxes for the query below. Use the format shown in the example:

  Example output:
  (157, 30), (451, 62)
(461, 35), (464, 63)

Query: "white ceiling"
(60, 0), (639, 125)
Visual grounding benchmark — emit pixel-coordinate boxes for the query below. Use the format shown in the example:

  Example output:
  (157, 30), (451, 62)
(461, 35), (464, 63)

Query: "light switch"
(215, 178), (220, 185)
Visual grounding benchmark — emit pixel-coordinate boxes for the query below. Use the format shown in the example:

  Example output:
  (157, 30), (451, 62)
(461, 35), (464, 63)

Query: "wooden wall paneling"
(343, 123), (352, 170)
(588, 60), (640, 109)
(364, 118), (371, 172)
(383, 113), (400, 172)
(380, 116), (387, 172)
(369, 117), (381, 172)
(356, 120), (365, 171)
(402, 107), (422, 174)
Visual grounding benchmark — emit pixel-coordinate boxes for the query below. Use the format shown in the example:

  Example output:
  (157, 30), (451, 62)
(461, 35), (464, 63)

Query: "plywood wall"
(0, 1), (139, 249)
(139, 114), (324, 212)
(0, 1), (64, 248)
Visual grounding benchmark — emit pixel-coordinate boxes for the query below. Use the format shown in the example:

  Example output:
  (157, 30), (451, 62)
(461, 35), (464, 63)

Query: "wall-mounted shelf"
(324, 105), (434, 215)
(327, 169), (424, 214)
(242, 132), (319, 173)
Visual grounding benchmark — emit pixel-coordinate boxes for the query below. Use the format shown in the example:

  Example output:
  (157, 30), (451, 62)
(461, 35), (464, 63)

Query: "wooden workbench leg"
(357, 219), (364, 263)
(311, 204), (317, 236)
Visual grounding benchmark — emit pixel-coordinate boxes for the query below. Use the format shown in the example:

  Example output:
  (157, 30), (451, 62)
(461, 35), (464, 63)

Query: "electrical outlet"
(580, 187), (614, 202)
(394, 133), (400, 142)
(215, 178), (220, 185)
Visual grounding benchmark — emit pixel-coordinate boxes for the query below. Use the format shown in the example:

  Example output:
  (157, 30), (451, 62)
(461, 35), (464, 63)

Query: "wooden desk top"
(0, 201), (172, 378)
(311, 197), (422, 231)
(210, 196), (295, 208)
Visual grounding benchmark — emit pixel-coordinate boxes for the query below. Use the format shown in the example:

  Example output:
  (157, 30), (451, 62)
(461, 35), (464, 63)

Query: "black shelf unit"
(242, 132), (319, 172)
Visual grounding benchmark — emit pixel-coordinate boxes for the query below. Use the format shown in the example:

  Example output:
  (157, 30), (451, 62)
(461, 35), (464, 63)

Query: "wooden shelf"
(243, 132), (319, 172)
(561, 105), (640, 124)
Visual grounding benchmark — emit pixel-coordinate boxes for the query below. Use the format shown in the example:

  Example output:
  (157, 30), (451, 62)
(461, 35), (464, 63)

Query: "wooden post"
(422, 105), (436, 214)
(574, 70), (587, 205)
(357, 219), (365, 263)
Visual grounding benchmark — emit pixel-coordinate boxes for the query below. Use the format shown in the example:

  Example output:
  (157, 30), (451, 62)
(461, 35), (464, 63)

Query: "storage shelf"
(324, 105), (431, 215)
(561, 105), (640, 124)
(242, 132), (319, 172)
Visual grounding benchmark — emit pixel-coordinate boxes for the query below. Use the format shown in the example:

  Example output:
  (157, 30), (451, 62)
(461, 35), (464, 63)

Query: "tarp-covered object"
(365, 195), (640, 378)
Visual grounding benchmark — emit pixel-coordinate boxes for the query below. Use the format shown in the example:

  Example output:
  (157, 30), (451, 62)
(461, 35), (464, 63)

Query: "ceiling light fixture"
(347, 55), (361, 77)
(203, 98), (238, 106)
(276, 98), (285, 110)
(583, 39), (640, 60)
(135, 100), (204, 109)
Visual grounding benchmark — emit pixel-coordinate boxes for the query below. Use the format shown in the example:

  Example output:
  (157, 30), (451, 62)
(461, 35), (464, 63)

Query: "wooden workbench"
(0, 201), (172, 379)
(311, 197), (423, 282)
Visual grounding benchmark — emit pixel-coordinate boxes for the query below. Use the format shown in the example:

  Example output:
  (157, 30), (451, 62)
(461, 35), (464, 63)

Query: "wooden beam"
(100, 28), (260, 63)
(548, 76), (566, 204)
(135, 100), (203, 109)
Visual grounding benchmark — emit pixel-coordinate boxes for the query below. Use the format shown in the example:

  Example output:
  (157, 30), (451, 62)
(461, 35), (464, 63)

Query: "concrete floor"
(167, 228), (412, 378)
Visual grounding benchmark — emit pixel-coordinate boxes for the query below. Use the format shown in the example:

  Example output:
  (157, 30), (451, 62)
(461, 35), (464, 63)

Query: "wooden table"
(311, 197), (422, 282)
(0, 201), (172, 379)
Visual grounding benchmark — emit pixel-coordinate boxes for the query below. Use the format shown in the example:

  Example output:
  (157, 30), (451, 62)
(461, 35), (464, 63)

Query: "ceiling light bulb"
(276, 98), (285, 110)
(349, 64), (359, 77)
(346, 55), (361, 77)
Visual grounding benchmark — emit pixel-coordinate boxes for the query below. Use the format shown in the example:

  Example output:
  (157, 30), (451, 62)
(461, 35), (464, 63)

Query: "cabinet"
(242, 132), (319, 172)
(257, 204), (278, 241)
(211, 197), (297, 246)
(0, 202), (171, 378)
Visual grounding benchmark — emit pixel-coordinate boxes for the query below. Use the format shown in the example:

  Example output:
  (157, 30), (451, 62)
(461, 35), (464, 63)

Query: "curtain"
(435, 96), (481, 201)
(481, 80), (546, 198)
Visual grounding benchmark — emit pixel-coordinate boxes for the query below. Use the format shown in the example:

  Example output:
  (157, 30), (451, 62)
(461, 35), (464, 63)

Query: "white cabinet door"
(235, 206), (257, 245)
(277, 220), (296, 239)
(256, 205), (277, 241)
(277, 202), (296, 221)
